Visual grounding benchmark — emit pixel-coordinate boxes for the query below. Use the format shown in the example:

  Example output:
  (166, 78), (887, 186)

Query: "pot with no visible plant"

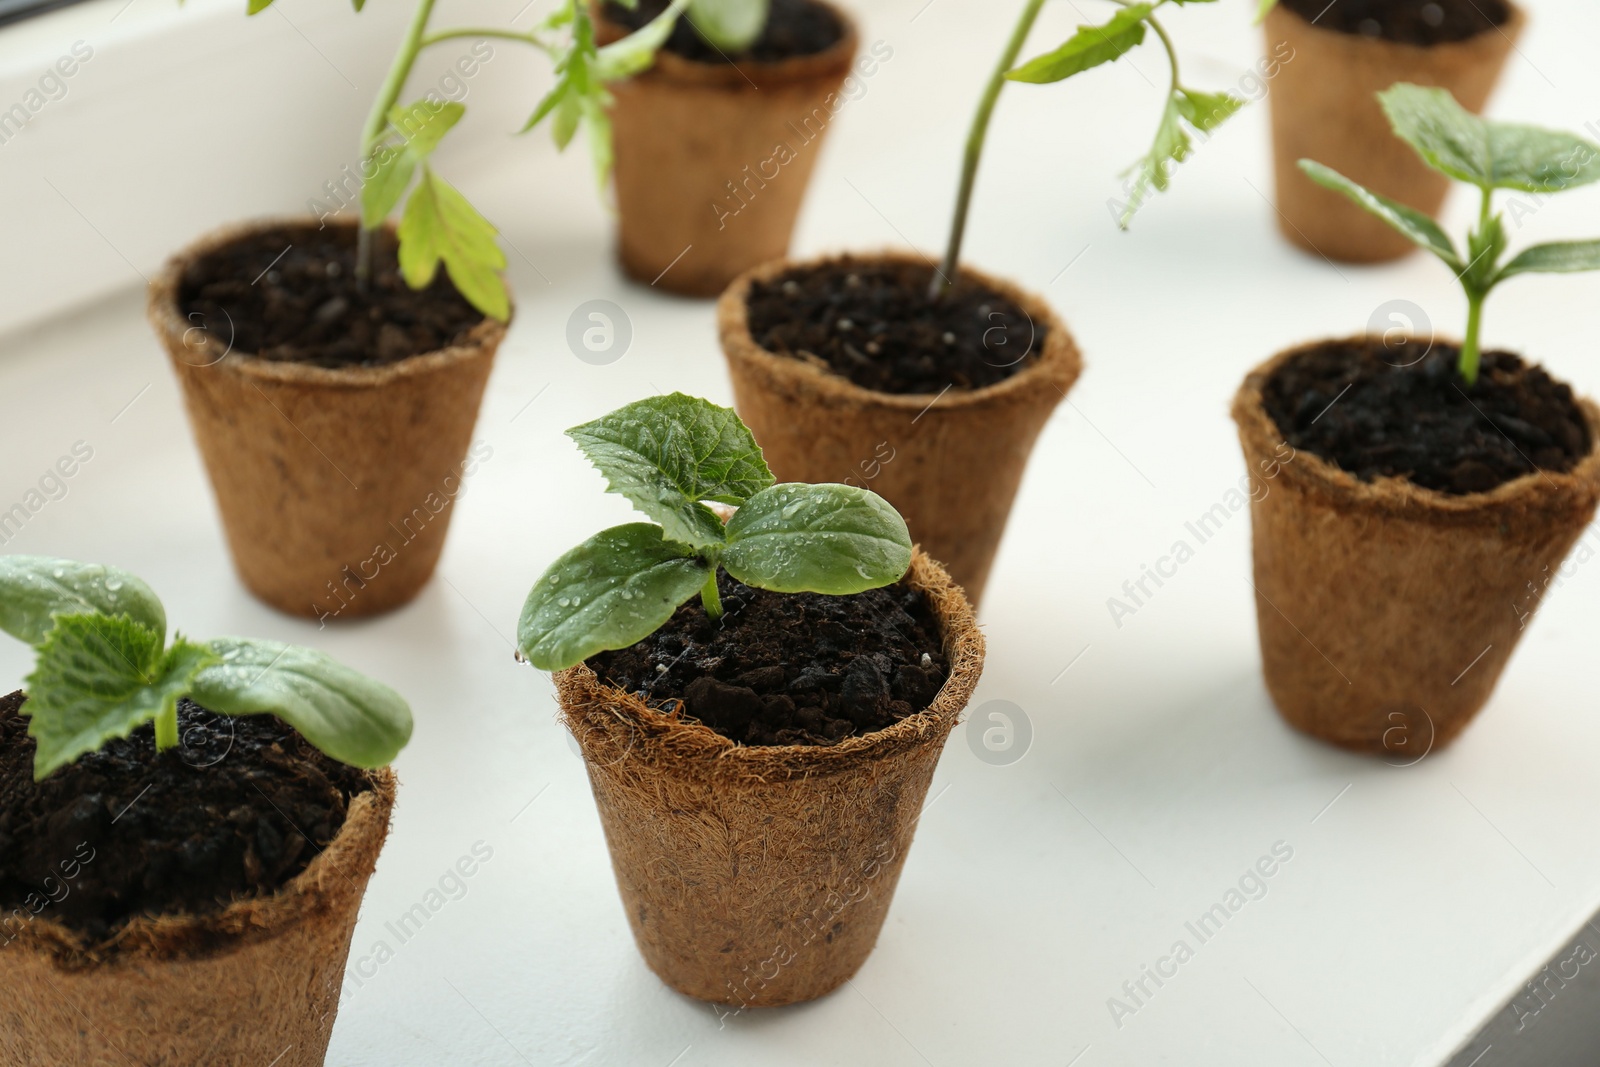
(592, 0), (860, 296)
(517, 396), (984, 1006)
(0, 558), (412, 1065)
(1235, 86), (1600, 754)
(720, 0), (1253, 603)
(1261, 0), (1523, 263)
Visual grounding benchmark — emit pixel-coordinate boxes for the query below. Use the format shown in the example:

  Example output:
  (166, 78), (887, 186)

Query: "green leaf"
(517, 524), (709, 671)
(1497, 239), (1600, 281)
(351, 0), (365, 11)
(1116, 96), (1189, 228)
(567, 394), (775, 549)
(188, 638), (412, 769)
(0, 556), (165, 647)
(722, 484), (912, 595)
(1298, 160), (1463, 268)
(1006, 4), (1150, 86)
(246, 0), (274, 13)
(1174, 87), (1243, 133)
(686, 0), (766, 53)
(582, 94), (614, 189)
(397, 167), (510, 321)
(596, 0), (686, 79)
(522, 81), (570, 135)
(1254, 0), (1278, 20)
(1380, 83), (1600, 193)
(362, 101), (465, 229)
(1007, 4), (1150, 84)
(22, 615), (213, 779)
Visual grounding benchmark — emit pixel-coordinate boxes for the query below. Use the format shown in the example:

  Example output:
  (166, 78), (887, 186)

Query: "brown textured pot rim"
(1234, 335), (1600, 520)
(595, 0), (859, 89)
(717, 249), (1084, 410)
(3, 757), (395, 968)
(147, 216), (511, 390)
(1268, 0), (1526, 55)
(553, 548), (984, 776)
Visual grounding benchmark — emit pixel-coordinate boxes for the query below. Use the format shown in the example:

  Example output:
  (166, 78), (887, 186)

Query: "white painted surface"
(2, 0), (1599, 1064)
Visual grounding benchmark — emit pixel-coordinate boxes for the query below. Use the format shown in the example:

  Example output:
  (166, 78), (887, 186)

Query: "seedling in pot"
(0, 557), (411, 779)
(517, 394), (913, 671)
(934, 0), (1246, 294)
(243, 0), (694, 319)
(1302, 83), (1600, 385)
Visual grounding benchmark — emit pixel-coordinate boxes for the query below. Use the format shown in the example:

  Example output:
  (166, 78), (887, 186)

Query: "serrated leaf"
(188, 638), (412, 769)
(361, 147), (418, 230)
(388, 100), (464, 159)
(1174, 87), (1243, 133)
(1007, 4), (1150, 84)
(552, 89), (583, 149)
(722, 484), (912, 595)
(596, 0), (686, 79)
(521, 80), (570, 135)
(1497, 239), (1600, 281)
(398, 167), (510, 321)
(1298, 160), (1463, 268)
(23, 615), (213, 779)
(567, 394), (775, 548)
(1380, 84), (1600, 193)
(1116, 96), (1189, 228)
(517, 524), (708, 671)
(0, 556), (165, 647)
(362, 101), (466, 229)
(686, 0), (766, 53)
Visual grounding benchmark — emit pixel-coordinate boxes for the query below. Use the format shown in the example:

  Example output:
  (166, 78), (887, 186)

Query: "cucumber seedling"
(517, 394), (913, 671)
(0, 557), (412, 779)
(1302, 83), (1600, 385)
(934, 0), (1246, 295)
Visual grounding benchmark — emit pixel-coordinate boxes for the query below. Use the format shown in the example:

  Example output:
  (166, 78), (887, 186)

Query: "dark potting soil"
(587, 574), (949, 747)
(602, 0), (843, 64)
(1279, 0), (1509, 46)
(745, 258), (1044, 395)
(177, 222), (484, 369)
(1261, 338), (1591, 495)
(0, 691), (371, 941)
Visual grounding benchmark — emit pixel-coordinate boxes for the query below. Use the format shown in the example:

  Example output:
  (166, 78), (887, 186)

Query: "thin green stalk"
(355, 0), (441, 288)
(931, 0), (1049, 299)
(420, 27), (552, 52)
(1459, 184), (1496, 386)
(1460, 291), (1485, 387)
(700, 571), (724, 621)
(154, 705), (179, 752)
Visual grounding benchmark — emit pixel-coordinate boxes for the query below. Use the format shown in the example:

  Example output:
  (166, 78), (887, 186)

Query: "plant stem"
(154, 705), (179, 752)
(355, 0), (441, 289)
(700, 571), (724, 621)
(420, 27), (543, 47)
(931, 0), (1048, 300)
(1460, 291), (1485, 387)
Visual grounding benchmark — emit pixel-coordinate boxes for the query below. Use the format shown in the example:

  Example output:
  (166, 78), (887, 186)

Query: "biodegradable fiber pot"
(596, 3), (858, 297)
(149, 219), (505, 620)
(1264, 1), (1523, 263)
(1233, 341), (1600, 753)
(556, 551), (982, 1006)
(718, 252), (1082, 606)
(0, 769), (395, 1066)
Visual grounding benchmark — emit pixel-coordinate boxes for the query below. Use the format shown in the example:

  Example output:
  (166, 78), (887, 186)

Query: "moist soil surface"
(587, 574), (948, 747)
(1262, 338), (1590, 495)
(1279, 0), (1509, 46)
(745, 258), (1044, 395)
(603, 0), (843, 63)
(178, 222), (484, 369)
(0, 692), (371, 942)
